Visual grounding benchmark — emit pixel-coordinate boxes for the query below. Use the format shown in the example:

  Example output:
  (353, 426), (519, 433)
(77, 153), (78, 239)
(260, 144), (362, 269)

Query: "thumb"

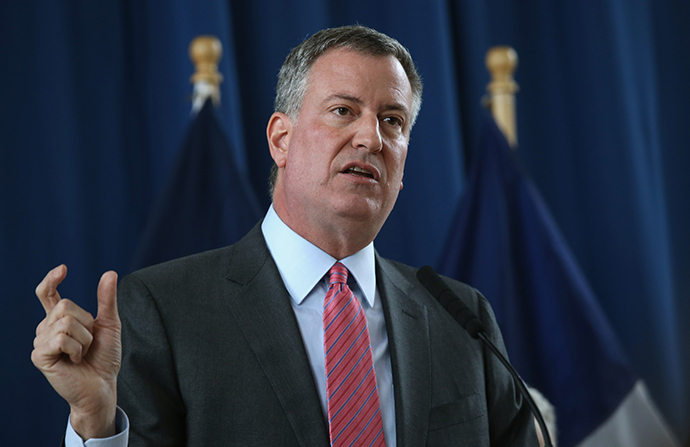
(96, 271), (119, 325)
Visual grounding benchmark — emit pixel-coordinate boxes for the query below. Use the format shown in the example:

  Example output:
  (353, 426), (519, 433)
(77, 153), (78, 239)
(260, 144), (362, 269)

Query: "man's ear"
(266, 112), (291, 168)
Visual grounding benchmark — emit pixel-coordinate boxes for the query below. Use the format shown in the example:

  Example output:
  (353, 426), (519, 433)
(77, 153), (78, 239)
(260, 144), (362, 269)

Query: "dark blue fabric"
(2, 1), (688, 444)
(130, 99), (262, 270)
(438, 113), (638, 446)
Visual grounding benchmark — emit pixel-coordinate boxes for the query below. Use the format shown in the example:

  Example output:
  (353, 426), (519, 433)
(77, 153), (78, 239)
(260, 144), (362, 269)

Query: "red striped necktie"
(323, 262), (385, 447)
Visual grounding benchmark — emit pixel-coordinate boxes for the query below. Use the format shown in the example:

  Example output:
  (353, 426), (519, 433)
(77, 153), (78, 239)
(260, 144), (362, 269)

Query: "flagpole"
(190, 35), (223, 112)
(486, 45), (559, 446)
(486, 46), (519, 148)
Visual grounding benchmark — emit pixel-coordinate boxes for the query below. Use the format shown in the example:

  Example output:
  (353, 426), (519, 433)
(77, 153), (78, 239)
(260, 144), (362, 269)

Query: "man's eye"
(334, 107), (350, 116)
(383, 116), (403, 127)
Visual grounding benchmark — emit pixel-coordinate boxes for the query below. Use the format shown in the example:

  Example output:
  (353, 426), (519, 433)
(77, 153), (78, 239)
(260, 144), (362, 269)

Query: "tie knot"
(328, 262), (349, 287)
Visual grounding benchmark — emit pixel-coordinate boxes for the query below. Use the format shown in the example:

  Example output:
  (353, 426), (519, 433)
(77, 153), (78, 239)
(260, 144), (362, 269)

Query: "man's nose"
(351, 115), (383, 153)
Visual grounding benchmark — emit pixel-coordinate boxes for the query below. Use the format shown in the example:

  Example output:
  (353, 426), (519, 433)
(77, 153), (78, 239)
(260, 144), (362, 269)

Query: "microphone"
(416, 265), (553, 447)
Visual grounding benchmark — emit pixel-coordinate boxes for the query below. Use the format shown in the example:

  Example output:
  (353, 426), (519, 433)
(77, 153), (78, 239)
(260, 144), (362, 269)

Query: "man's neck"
(271, 202), (379, 260)
(261, 206), (378, 307)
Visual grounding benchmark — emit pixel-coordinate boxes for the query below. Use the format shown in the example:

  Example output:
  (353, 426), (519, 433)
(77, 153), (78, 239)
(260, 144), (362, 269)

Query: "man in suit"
(32, 25), (538, 446)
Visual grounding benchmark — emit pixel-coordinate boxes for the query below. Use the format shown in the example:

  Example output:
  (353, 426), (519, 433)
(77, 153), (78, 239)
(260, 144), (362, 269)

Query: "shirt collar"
(261, 205), (377, 308)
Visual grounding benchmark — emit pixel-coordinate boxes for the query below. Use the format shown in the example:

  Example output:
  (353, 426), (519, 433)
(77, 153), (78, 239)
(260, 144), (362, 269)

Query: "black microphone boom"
(416, 265), (553, 447)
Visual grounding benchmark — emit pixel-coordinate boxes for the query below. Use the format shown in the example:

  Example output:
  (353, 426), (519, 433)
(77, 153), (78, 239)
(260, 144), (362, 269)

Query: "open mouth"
(343, 166), (375, 179)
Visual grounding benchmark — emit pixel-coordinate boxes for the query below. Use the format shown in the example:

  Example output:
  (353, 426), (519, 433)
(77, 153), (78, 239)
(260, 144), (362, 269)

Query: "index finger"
(35, 264), (68, 314)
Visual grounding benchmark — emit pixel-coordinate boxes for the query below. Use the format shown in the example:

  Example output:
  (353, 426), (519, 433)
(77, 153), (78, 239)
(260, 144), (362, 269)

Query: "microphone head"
(416, 266), (486, 339)
(416, 265), (447, 298)
(463, 318), (486, 339)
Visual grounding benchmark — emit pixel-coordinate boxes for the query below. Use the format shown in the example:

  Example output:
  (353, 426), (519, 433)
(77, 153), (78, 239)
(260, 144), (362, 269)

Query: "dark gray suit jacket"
(117, 223), (537, 446)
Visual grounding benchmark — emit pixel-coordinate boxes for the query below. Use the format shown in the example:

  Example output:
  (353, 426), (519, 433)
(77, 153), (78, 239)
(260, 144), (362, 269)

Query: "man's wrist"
(66, 407), (129, 447)
(70, 406), (117, 440)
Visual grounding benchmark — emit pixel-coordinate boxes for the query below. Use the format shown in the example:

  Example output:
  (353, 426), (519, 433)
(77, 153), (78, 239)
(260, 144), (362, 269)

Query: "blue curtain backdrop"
(1, 1), (688, 444)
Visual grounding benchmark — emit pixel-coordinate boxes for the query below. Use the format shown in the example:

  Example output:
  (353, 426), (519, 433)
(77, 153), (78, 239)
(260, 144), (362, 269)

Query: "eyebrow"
(324, 93), (362, 106)
(324, 93), (410, 117)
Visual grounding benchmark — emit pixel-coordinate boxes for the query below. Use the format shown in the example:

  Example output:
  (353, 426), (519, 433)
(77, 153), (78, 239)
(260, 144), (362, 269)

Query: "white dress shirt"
(65, 205), (396, 446)
(262, 205), (397, 446)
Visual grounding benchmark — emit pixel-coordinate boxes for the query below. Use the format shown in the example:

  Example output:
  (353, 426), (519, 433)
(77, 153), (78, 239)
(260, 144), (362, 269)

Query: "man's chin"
(331, 197), (394, 225)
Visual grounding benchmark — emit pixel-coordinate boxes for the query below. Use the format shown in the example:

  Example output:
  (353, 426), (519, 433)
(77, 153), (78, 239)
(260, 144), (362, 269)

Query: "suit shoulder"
(378, 257), (484, 310)
(122, 222), (266, 289)
(124, 245), (234, 285)
(381, 257), (478, 294)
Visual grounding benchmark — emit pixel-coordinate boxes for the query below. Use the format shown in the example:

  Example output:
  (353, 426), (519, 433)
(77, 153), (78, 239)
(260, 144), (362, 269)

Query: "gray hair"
(269, 25), (423, 196)
(275, 25), (423, 125)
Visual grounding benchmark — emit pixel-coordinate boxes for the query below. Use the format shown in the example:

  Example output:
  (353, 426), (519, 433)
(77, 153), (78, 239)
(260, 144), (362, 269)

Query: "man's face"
(270, 48), (413, 239)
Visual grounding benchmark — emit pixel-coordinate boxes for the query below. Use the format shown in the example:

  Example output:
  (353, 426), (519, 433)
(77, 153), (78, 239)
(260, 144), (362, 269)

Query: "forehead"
(304, 48), (413, 111)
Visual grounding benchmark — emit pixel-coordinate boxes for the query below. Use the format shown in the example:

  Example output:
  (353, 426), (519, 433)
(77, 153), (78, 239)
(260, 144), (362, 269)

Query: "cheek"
(291, 125), (342, 165)
(386, 145), (408, 183)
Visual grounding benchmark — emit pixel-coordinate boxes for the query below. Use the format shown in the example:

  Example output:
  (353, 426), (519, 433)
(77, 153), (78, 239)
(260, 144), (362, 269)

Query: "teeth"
(349, 166), (372, 176)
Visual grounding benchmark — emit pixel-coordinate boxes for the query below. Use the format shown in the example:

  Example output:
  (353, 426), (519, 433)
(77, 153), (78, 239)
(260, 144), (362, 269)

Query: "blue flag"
(438, 113), (676, 447)
(131, 99), (262, 270)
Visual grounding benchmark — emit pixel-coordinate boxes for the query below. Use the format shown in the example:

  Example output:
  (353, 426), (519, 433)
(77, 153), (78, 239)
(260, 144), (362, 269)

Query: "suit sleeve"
(473, 289), (539, 446)
(117, 274), (186, 447)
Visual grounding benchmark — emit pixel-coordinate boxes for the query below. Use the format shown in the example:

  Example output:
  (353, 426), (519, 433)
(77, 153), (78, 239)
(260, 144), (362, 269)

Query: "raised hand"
(32, 265), (122, 440)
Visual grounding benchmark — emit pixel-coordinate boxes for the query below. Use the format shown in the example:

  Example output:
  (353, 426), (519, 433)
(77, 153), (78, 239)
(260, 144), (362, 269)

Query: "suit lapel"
(223, 225), (330, 446)
(377, 256), (431, 447)
(221, 226), (433, 446)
